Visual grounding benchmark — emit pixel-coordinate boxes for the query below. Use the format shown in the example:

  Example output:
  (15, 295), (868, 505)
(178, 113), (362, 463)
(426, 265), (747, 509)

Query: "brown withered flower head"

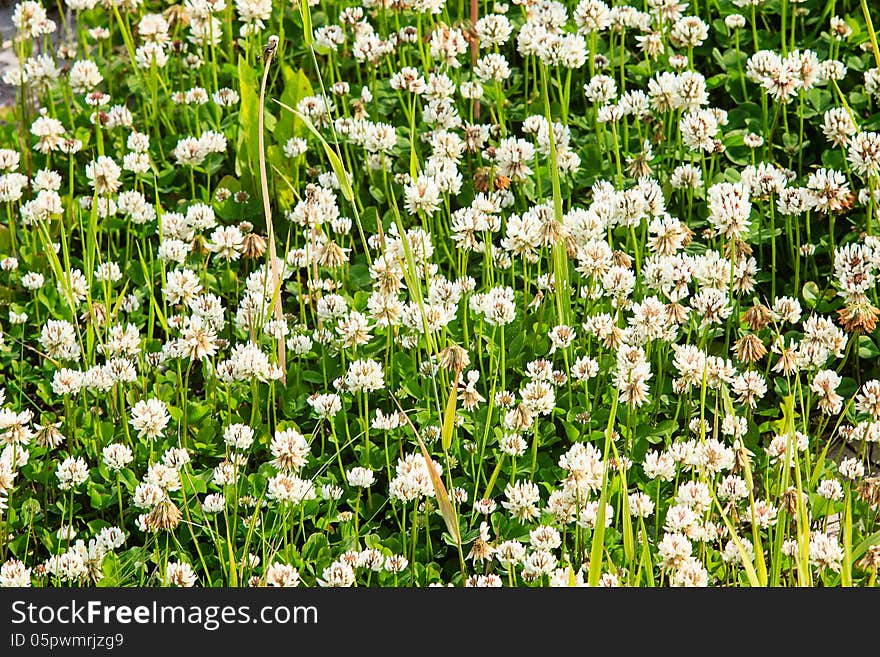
(563, 233), (579, 258)
(34, 422), (65, 449)
(857, 476), (880, 510)
(242, 230), (267, 260)
(724, 238), (753, 259)
(147, 498), (182, 531)
(665, 302), (689, 326)
(473, 167), (492, 193)
(857, 545), (880, 573)
(190, 232), (209, 256)
(493, 173), (511, 191)
(81, 302), (107, 328)
(467, 532), (494, 563)
(351, 100), (368, 120)
(473, 167), (510, 193)
(438, 344), (470, 373)
(626, 151), (653, 178)
(679, 222), (695, 247)
(611, 250), (633, 268)
(837, 293), (880, 335)
(732, 440), (755, 474)
(781, 487), (800, 514)
(743, 303), (772, 331)
(316, 240), (347, 269)
(538, 217), (565, 247)
(733, 334), (767, 365)
(163, 5), (190, 30)
(506, 403), (533, 432)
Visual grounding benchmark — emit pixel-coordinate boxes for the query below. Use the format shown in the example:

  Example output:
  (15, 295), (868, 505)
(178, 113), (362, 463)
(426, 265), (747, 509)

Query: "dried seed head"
(242, 232), (267, 259)
(857, 545), (880, 572)
(611, 250), (633, 268)
(838, 293), (880, 335)
(317, 240), (347, 269)
(733, 439), (754, 474)
(147, 498), (181, 531)
(438, 344), (470, 372)
(506, 403), (533, 432)
(539, 218), (565, 247)
(677, 222), (695, 247)
(743, 303), (772, 331)
(723, 501), (739, 524)
(857, 476), (880, 510)
(724, 238), (752, 258)
(190, 233), (209, 255)
(351, 100), (368, 120)
(82, 302), (107, 328)
(665, 302), (689, 326)
(781, 487), (800, 514)
(734, 334), (767, 364)
(473, 167), (493, 193)
(35, 423), (65, 449)
(564, 233), (579, 258)
(164, 6), (189, 30)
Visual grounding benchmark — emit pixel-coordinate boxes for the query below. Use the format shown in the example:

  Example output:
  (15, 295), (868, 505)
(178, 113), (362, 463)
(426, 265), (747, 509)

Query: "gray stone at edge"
(1, 3), (20, 109)
(0, 3), (76, 109)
